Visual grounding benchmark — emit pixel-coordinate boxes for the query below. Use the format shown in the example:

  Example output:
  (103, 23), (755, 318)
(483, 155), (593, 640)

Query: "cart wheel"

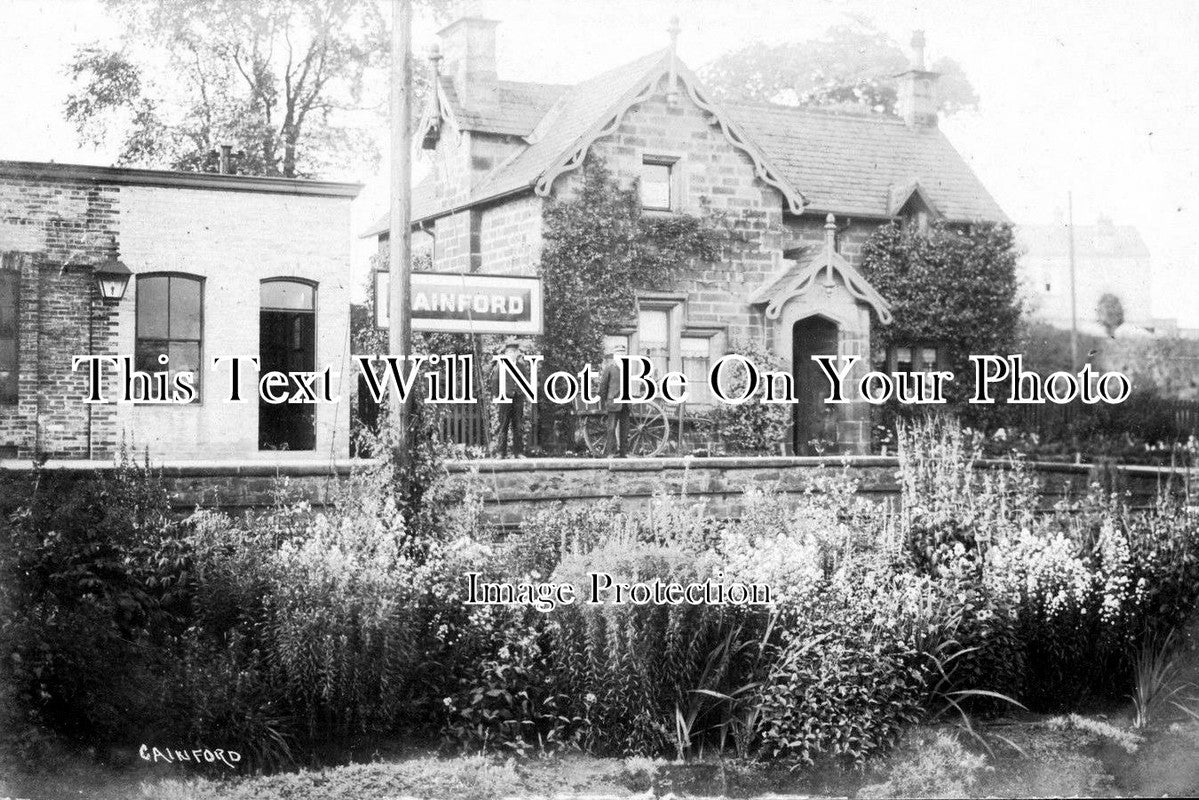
(581, 412), (608, 456)
(629, 404), (671, 457)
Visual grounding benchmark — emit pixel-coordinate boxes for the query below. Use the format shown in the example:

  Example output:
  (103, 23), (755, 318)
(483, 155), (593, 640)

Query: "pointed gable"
(752, 213), (893, 325)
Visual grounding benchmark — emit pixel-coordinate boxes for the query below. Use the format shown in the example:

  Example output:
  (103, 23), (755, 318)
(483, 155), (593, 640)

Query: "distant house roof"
(1017, 221), (1150, 259)
(366, 49), (1006, 238)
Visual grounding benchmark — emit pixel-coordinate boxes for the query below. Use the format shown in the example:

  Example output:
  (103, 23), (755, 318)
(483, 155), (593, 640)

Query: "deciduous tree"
(1096, 292), (1125, 338)
(699, 25), (977, 117)
(64, 0), (443, 177)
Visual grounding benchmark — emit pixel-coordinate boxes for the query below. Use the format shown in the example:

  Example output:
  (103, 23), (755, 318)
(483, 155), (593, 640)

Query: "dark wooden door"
(792, 316), (840, 454)
(259, 310), (316, 451)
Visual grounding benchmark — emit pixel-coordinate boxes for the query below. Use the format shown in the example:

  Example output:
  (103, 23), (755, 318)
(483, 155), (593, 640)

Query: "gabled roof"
(887, 180), (939, 217)
(437, 77), (566, 137)
(726, 102), (1009, 223)
(366, 49), (804, 236)
(471, 50), (673, 202)
(365, 48), (1007, 238)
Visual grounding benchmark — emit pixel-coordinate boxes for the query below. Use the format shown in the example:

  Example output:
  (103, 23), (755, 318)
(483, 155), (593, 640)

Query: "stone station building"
(366, 18), (1008, 454)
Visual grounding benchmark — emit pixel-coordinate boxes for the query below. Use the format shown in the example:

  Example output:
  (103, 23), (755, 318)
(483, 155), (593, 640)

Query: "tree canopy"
(64, 0), (442, 177)
(698, 25), (978, 117)
(1096, 292), (1125, 338)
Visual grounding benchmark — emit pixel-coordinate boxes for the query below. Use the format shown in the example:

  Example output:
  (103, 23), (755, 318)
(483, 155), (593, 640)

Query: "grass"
(8, 718), (1199, 799)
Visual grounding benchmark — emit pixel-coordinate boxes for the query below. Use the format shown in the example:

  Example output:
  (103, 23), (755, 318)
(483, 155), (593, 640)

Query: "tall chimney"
(896, 30), (939, 127)
(436, 16), (499, 109)
(218, 144), (233, 174)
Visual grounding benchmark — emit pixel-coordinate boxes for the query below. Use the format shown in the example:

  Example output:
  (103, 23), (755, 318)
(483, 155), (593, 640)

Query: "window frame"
(624, 293), (725, 406)
(260, 276), (318, 313)
(134, 272), (206, 403)
(639, 155), (682, 213)
(679, 327), (724, 406)
(886, 341), (944, 374)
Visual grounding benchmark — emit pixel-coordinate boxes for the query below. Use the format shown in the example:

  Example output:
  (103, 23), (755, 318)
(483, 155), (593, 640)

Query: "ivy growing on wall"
(861, 220), (1022, 404)
(537, 157), (725, 444)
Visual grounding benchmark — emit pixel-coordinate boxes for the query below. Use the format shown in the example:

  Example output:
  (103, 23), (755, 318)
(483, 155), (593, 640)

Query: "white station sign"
(375, 271), (544, 335)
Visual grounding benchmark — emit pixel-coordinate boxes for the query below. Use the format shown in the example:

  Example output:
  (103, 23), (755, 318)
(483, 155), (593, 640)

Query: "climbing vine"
(861, 221), (1021, 395)
(860, 220), (1021, 435)
(537, 157), (725, 445)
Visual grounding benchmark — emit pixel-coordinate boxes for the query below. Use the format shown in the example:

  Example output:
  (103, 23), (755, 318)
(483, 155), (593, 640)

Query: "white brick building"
(0, 161), (359, 461)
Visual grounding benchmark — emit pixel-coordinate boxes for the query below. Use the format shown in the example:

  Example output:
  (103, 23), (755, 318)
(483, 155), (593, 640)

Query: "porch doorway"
(259, 279), (316, 451)
(792, 315), (839, 454)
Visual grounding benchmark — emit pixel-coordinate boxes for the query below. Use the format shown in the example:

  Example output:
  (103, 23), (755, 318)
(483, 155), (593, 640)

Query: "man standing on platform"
(491, 337), (529, 458)
(598, 341), (630, 457)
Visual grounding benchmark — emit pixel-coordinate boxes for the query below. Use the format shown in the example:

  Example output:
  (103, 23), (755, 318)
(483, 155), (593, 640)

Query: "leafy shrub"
(708, 337), (792, 455)
(755, 568), (924, 766)
(442, 608), (594, 756)
(0, 457), (187, 760)
(894, 417), (1199, 710)
(502, 498), (623, 577)
(550, 535), (753, 756)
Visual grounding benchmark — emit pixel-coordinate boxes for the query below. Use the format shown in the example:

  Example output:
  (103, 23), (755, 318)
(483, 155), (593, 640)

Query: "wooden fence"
(1005, 397), (1199, 440)
(354, 379), (540, 455)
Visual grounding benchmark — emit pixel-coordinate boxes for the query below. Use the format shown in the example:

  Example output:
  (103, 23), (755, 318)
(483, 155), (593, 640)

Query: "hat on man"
(496, 336), (530, 354)
(607, 340), (628, 355)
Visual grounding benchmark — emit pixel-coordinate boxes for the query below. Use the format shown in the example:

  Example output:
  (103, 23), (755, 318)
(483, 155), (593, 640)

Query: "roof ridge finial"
(822, 214), (838, 291)
(429, 42), (443, 77)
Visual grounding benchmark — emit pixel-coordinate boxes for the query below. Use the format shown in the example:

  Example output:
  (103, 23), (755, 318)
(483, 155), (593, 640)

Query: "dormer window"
(640, 157), (675, 211)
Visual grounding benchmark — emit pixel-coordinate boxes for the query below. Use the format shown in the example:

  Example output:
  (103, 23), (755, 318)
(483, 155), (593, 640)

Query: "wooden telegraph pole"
(1067, 190), (1079, 371)
(389, 0), (413, 469)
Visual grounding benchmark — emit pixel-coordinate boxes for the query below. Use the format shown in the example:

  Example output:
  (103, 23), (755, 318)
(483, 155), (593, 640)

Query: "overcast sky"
(2, 0), (1197, 325)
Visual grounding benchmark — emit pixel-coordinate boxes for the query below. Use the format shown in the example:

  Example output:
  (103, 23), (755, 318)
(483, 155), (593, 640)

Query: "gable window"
(135, 273), (203, 401)
(0, 266), (17, 404)
(640, 158), (674, 211)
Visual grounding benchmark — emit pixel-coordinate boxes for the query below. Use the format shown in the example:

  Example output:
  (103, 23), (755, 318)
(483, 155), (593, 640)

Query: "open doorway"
(259, 279), (316, 451)
(792, 315), (839, 454)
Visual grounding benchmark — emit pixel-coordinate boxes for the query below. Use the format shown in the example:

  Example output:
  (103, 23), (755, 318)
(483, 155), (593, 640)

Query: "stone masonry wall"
(8, 457), (1176, 526)
(556, 74), (792, 347)
(477, 194), (542, 277)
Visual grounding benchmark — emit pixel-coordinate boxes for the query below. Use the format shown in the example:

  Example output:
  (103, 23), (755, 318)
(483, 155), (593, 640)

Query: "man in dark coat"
(491, 338), (529, 458)
(597, 341), (630, 457)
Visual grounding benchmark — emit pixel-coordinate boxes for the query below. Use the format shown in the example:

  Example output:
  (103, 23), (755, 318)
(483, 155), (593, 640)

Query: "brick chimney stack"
(896, 30), (939, 127)
(437, 16), (499, 109)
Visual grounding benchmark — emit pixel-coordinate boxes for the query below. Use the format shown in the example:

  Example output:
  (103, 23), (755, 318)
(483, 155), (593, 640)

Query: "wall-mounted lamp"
(94, 254), (132, 300)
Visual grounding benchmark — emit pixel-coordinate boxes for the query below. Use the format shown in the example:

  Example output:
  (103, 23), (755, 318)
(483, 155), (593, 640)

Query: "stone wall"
(8, 456), (1182, 525)
(564, 74), (790, 348)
